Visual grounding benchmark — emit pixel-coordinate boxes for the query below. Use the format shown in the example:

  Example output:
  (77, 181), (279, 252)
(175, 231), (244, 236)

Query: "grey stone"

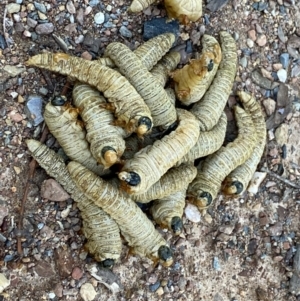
(280, 53), (289, 69)
(24, 94), (44, 126)
(275, 123), (288, 145)
(239, 56), (247, 68)
(289, 244), (300, 295)
(66, 1), (76, 14)
(41, 179), (70, 201)
(27, 17), (38, 28)
(206, 0), (229, 12)
(3, 65), (25, 77)
(251, 69), (279, 90)
(276, 83), (289, 107)
(89, 0), (99, 7)
(39, 87), (48, 95)
(34, 1), (47, 13)
(119, 26), (132, 38)
(212, 256), (221, 271)
(0, 35), (7, 50)
(35, 23), (54, 34)
(0, 205), (8, 226)
(291, 63), (300, 77)
(15, 22), (24, 32)
(143, 17), (179, 41)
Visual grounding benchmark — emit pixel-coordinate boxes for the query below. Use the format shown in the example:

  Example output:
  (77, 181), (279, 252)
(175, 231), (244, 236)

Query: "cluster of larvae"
(25, 31), (266, 268)
(128, 0), (202, 24)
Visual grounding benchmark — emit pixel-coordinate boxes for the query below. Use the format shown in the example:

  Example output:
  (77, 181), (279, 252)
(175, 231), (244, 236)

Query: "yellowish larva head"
(222, 179), (244, 195)
(192, 190), (213, 210)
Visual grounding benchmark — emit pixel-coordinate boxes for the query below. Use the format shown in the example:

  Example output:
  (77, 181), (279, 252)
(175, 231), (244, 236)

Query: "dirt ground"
(1, 0), (300, 300)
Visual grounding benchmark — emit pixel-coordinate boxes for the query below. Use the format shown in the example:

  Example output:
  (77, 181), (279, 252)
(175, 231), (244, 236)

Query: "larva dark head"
(224, 181), (244, 195)
(101, 146), (118, 165)
(51, 95), (67, 106)
(207, 59), (214, 72)
(118, 171), (141, 186)
(100, 258), (115, 268)
(158, 245), (173, 267)
(170, 216), (183, 235)
(137, 116), (152, 136)
(195, 191), (213, 209)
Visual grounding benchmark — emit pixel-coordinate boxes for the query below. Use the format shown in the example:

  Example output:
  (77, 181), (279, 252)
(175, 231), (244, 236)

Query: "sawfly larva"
(164, 0), (202, 24)
(132, 163), (197, 203)
(26, 139), (122, 266)
(72, 83), (126, 168)
(118, 109), (200, 194)
(187, 106), (257, 210)
(190, 31), (237, 131)
(150, 52), (181, 87)
(26, 53), (153, 136)
(165, 87), (176, 106)
(172, 35), (222, 105)
(68, 161), (174, 267)
(43, 99), (106, 176)
(98, 33), (176, 73)
(175, 112), (227, 166)
(105, 42), (177, 127)
(128, 0), (156, 13)
(222, 91), (266, 195)
(151, 189), (187, 235)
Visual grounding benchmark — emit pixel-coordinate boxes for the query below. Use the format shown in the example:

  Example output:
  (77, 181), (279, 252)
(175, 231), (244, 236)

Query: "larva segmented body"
(98, 33), (176, 73)
(68, 161), (173, 267)
(222, 91), (266, 195)
(118, 109), (200, 194)
(150, 52), (181, 87)
(151, 189), (187, 235)
(132, 163), (197, 203)
(105, 42), (177, 127)
(165, 88), (176, 106)
(128, 0), (156, 12)
(25, 139), (122, 266)
(190, 31), (237, 131)
(175, 112), (227, 166)
(26, 53), (153, 136)
(72, 83), (126, 168)
(187, 106), (257, 210)
(164, 0), (202, 24)
(172, 35), (222, 105)
(43, 101), (106, 176)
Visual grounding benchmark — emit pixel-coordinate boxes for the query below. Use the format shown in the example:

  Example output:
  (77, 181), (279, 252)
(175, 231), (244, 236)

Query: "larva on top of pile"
(164, 0), (202, 24)
(118, 109), (200, 194)
(187, 106), (257, 210)
(98, 33), (176, 72)
(172, 35), (222, 105)
(72, 83), (126, 168)
(190, 31), (237, 131)
(26, 139), (122, 267)
(151, 189), (187, 235)
(68, 161), (174, 267)
(222, 91), (266, 195)
(26, 53), (153, 136)
(150, 52), (181, 87)
(175, 112), (227, 166)
(105, 42), (177, 127)
(132, 163), (197, 203)
(43, 98), (106, 176)
(128, 0), (156, 13)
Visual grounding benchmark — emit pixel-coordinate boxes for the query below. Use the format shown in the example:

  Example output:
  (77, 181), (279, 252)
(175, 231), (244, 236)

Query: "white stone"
(0, 273), (10, 293)
(184, 204), (201, 223)
(277, 69), (287, 83)
(94, 12), (104, 24)
(80, 283), (97, 301)
(246, 38), (254, 48)
(247, 172), (267, 194)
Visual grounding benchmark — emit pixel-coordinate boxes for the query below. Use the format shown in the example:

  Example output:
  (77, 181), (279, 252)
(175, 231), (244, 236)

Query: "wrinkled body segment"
(43, 101), (106, 176)
(191, 31), (237, 131)
(188, 106), (257, 210)
(26, 140), (122, 264)
(72, 83), (126, 168)
(173, 35), (222, 105)
(118, 109), (200, 194)
(128, 0), (156, 13)
(222, 91), (266, 195)
(68, 161), (173, 266)
(164, 0), (202, 23)
(25, 53), (153, 135)
(105, 42), (177, 127)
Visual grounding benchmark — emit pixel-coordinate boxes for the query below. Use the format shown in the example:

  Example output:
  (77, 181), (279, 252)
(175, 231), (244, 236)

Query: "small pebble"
(256, 34), (267, 46)
(277, 69), (287, 82)
(239, 56), (247, 68)
(48, 292), (56, 299)
(263, 98), (276, 115)
(24, 94), (44, 126)
(119, 26), (132, 38)
(34, 1), (47, 13)
(149, 281), (161, 292)
(23, 30), (32, 38)
(156, 287), (164, 296)
(41, 179), (70, 202)
(72, 267), (84, 280)
(6, 3), (20, 14)
(0, 273), (10, 293)
(66, 1), (76, 14)
(248, 29), (257, 41)
(213, 257), (221, 271)
(246, 38), (254, 48)
(80, 283), (97, 301)
(247, 172), (267, 194)
(184, 204), (201, 223)
(35, 23), (54, 35)
(275, 123), (288, 145)
(94, 12), (105, 24)
(39, 87), (48, 96)
(280, 53), (289, 69)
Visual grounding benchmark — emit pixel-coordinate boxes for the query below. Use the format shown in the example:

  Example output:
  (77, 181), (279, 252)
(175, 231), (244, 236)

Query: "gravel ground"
(1, 0), (300, 300)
